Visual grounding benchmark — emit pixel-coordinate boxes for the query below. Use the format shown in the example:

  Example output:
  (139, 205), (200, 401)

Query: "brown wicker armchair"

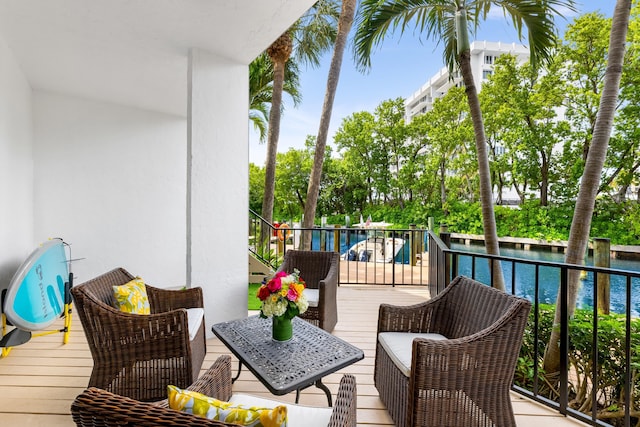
(277, 250), (339, 332)
(71, 355), (358, 427)
(70, 267), (206, 402)
(375, 275), (531, 427)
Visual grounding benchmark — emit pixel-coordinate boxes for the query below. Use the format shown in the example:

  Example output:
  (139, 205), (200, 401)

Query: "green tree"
(334, 111), (379, 205)
(556, 12), (612, 201)
(354, 0), (575, 290)
(261, 1), (339, 238)
(303, 0), (357, 246)
(319, 155), (366, 215)
(544, 0), (631, 385)
(274, 144), (314, 220)
(409, 87), (474, 211)
(249, 163), (265, 213)
(480, 54), (570, 206)
(603, 4), (640, 202)
(249, 52), (302, 143)
(374, 98), (409, 206)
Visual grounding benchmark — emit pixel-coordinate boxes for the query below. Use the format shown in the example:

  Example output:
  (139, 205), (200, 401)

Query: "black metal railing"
(248, 210), (281, 270)
(428, 231), (640, 427)
(249, 210), (430, 286)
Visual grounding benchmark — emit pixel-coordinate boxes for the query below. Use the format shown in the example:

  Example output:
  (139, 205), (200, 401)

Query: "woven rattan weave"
(70, 267), (206, 402)
(374, 275), (531, 427)
(71, 354), (358, 427)
(276, 250), (339, 332)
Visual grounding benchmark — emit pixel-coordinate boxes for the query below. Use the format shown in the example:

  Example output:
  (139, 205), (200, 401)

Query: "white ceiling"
(0, 0), (315, 116)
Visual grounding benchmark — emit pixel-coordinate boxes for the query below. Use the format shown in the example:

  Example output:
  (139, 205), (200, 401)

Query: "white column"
(188, 49), (249, 336)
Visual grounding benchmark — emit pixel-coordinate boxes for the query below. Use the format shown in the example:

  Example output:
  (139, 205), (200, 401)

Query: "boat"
(342, 235), (405, 263)
(351, 215), (392, 230)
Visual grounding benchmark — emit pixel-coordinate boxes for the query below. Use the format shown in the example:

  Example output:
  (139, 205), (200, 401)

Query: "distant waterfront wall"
(450, 233), (640, 261)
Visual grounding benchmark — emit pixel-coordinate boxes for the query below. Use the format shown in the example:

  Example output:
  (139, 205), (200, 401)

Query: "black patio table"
(211, 315), (364, 406)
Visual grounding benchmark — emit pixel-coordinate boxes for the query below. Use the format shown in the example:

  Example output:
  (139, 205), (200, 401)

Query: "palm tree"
(249, 52), (302, 143)
(260, 1), (339, 237)
(542, 0), (631, 381)
(302, 0), (358, 247)
(353, 0), (575, 290)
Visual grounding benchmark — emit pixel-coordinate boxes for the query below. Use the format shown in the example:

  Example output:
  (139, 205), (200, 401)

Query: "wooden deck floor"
(0, 285), (588, 426)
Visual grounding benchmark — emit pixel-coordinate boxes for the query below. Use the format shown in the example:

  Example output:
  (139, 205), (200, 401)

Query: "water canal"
(309, 228), (640, 315)
(451, 242), (640, 316)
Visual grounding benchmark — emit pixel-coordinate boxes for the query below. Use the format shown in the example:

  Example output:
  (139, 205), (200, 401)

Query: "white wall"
(0, 34), (34, 288)
(188, 50), (249, 333)
(33, 92), (187, 287)
(4, 44), (251, 339)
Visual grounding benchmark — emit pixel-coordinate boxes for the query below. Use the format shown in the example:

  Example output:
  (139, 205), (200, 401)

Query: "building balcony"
(0, 284), (589, 426)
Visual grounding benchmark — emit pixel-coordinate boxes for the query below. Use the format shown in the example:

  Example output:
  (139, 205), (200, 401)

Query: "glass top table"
(211, 315), (364, 406)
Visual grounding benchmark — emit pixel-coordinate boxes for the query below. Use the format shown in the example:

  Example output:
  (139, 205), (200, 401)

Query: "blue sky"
(249, 0), (616, 165)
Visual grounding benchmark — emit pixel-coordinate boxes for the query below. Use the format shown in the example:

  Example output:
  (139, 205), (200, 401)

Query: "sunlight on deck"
(0, 285), (588, 426)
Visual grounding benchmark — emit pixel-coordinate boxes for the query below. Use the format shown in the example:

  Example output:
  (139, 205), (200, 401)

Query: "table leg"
(232, 361), (243, 383)
(315, 379), (333, 407)
(294, 380), (333, 406)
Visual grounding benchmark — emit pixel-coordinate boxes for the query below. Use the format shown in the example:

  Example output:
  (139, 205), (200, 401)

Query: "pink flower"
(267, 276), (282, 293)
(286, 288), (298, 301)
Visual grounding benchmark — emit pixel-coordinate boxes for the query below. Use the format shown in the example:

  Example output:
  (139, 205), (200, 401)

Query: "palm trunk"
(543, 0), (630, 380)
(302, 0), (356, 249)
(261, 33), (292, 249)
(458, 50), (505, 291)
(261, 57), (286, 247)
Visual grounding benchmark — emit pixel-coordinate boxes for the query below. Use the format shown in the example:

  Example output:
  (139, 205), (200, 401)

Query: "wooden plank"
(0, 285), (589, 427)
(0, 414), (74, 427)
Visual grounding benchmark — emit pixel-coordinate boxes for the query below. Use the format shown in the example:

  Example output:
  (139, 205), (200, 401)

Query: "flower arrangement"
(257, 269), (308, 319)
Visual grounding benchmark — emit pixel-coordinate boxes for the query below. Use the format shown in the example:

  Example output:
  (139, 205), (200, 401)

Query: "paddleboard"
(3, 239), (69, 331)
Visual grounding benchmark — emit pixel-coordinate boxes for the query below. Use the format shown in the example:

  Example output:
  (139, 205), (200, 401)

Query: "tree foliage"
(249, 8), (640, 247)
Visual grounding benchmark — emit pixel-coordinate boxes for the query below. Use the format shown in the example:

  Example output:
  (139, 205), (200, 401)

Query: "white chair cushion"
(378, 332), (447, 377)
(304, 289), (319, 308)
(229, 393), (333, 427)
(186, 307), (204, 341)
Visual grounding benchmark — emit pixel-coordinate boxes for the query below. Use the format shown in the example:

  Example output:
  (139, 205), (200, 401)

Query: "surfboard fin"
(0, 328), (31, 348)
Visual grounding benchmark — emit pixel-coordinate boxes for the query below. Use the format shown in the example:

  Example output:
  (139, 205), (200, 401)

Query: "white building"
(405, 41), (530, 122)
(0, 1), (315, 336)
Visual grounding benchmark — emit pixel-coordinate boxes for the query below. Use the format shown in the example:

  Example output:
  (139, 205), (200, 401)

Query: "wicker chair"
(277, 250), (339, 332)
(375, 275), (532, 427)
(70, 267), (206, 402)
(71, 355), (358, 427)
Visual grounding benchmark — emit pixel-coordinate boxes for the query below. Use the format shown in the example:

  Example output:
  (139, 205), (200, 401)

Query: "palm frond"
(250, 109), (270, 142)
(353, 0), (457, 72)
(487, 0), (577, 67)
(292, 0), (340, 68)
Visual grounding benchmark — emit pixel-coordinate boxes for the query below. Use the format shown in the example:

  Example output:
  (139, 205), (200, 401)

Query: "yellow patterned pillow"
(167, 385), (287, 427)
(112, 278), (150, 314)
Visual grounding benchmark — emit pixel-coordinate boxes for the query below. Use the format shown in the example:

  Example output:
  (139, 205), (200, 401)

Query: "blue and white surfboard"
(3, 239), (69, 331)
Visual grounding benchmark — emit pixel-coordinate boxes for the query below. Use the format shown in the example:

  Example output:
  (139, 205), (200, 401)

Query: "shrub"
(515, 304), (640, 426)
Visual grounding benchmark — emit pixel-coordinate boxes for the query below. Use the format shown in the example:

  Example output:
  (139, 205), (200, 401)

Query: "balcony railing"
(429, 231), (640, 427)
(248, 210), (429, 286)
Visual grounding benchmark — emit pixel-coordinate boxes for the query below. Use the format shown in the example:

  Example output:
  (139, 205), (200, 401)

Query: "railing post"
(409, 224), (417, 266)
(277, 233), (284, 257)
(333, 225), (341, 254)
(320, 217), (327, 251)
(559, 267), (569, 415)
(428, 232), (436, 294)
(439, 223), (448, 235)
(441, 231), (451, 289)
(594, 237), (610, 314)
